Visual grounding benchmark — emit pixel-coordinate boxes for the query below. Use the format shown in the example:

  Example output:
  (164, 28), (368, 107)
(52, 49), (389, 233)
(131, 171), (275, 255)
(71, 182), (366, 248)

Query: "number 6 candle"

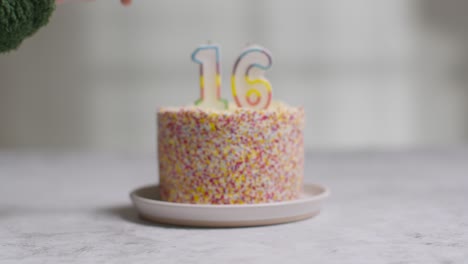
(191, 44), (228, 110)
(232, 45), (273, 110)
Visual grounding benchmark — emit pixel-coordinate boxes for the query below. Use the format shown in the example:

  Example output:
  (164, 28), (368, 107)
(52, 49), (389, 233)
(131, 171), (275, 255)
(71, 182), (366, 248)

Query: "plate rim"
(138, 211), (321, 228)
(130, 183), (330, 209)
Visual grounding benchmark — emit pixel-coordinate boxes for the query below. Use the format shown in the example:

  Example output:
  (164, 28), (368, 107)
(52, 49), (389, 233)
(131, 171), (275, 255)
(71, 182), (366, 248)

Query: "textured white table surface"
(0, 150), (467, 264)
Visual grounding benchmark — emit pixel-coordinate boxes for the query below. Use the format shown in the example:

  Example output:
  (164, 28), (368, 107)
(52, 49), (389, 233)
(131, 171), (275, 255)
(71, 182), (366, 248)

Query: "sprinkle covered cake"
(158, 102), (305, 204)
(157, 43), (305, 204)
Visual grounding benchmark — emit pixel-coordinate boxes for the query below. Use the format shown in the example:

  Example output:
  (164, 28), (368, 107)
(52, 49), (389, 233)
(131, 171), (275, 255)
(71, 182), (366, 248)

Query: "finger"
(121, 0), (131, 6)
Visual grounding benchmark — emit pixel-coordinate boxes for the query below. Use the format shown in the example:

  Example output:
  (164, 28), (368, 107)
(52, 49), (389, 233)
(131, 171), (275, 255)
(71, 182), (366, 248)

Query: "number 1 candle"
(191, 44), (228, 110)
(231, 45), (273, 110)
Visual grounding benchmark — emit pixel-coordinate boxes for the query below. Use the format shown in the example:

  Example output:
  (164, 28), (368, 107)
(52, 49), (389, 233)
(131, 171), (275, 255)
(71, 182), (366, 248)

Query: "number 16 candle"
(191, 43), (273, 110)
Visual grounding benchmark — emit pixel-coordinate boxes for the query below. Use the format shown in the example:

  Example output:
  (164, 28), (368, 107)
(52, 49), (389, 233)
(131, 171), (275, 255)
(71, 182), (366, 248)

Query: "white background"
(1, 0), (467, 152)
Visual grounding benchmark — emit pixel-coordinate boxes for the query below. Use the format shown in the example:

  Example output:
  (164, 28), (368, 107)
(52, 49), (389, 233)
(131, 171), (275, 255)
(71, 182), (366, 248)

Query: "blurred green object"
(0, 0), (55, 53)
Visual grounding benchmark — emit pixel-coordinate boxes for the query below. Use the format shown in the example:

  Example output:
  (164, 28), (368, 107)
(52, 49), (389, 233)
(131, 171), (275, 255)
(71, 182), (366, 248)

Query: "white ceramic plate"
(130, 184), (329, 227)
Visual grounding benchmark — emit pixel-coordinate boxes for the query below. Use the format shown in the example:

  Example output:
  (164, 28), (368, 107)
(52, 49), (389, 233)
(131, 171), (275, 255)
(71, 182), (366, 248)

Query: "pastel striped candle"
(191, 44), (228, 110)
(232, 45), (273, 109)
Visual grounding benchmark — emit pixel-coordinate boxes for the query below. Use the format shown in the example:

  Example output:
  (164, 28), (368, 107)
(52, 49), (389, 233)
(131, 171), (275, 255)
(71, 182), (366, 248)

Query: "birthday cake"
(157, 43), (305, 204)
(158, 102), (304, 204)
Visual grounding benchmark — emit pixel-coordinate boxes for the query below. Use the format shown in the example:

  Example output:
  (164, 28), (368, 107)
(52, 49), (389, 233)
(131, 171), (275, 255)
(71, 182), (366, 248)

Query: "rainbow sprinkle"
(158, 102), (305, 204)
